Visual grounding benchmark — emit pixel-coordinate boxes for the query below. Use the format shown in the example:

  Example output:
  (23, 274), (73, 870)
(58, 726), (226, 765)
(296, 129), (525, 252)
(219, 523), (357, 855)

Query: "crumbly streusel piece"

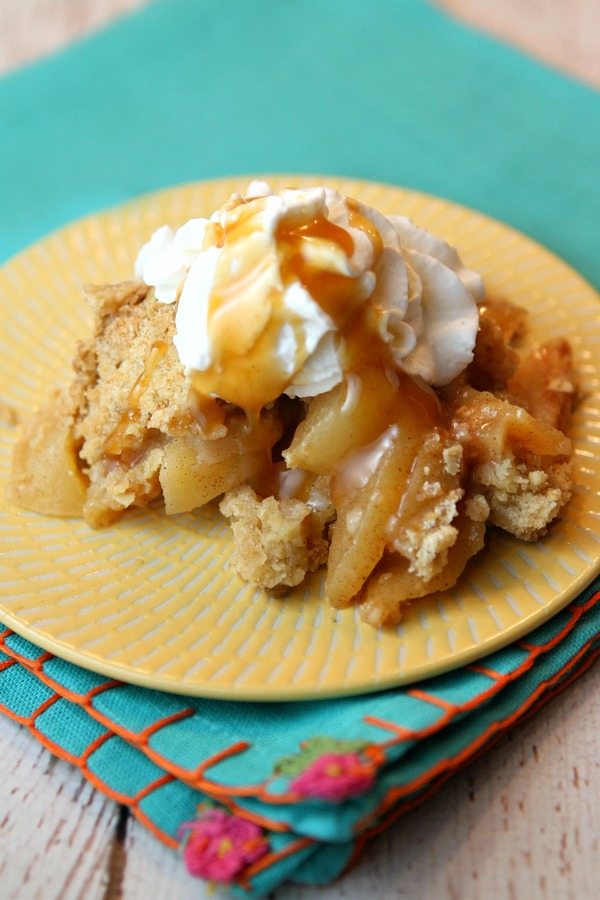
(449, 385), (573, 542)
(73, 281), (204, 462)
(219, 483), (333, 592)
(83, 444), (165, 528)
(473, 458), (572, 541)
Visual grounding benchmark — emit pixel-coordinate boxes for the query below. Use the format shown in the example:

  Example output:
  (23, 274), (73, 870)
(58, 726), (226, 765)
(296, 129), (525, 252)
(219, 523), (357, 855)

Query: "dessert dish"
(7, 182), (577, 627)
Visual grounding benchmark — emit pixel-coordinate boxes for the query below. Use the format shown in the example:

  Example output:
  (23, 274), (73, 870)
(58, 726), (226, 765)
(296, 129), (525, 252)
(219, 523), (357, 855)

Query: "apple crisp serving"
(7, 184), (577, 626)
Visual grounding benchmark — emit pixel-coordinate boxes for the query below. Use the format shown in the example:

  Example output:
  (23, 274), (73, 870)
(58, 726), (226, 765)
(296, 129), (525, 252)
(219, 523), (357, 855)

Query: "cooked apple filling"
(7, 186), (577, 626)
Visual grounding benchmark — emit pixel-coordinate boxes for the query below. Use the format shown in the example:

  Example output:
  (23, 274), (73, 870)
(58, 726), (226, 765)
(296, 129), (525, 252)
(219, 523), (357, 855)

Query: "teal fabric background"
(0, 0), (598, 289)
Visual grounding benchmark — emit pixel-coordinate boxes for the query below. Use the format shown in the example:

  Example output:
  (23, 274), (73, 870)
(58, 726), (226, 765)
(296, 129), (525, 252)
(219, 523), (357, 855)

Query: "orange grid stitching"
(139, 708), (197, 741)
(0, 599), (598, 888)
(352, 633), (600, 834)
(406, 688), (456, 710)
(343, 642), (600, 877)
(87, 679), (122, 698)
(0, 588), (597, 810)
(31, 692), (61, 719)
(468, 664), (504, 679)
(81, 730), (113, 763)
(215, 795), (294, 834)
(239, 836), (315, 889)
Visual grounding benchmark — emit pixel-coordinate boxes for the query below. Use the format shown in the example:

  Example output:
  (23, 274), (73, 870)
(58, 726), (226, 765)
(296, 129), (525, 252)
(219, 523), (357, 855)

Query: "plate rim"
(1, 562), (599, 700)
(1, 175), (599, 701)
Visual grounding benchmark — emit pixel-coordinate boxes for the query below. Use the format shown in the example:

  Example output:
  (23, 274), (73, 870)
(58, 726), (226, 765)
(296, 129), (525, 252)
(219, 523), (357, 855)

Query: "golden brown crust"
(69, 282), (213, 526)
(448, 383), (573, 542)
(73, 282), (201, 467)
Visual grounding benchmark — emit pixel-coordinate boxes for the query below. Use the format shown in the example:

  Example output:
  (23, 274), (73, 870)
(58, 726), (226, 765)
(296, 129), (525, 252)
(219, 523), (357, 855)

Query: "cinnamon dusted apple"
(7, 182), (576, 626)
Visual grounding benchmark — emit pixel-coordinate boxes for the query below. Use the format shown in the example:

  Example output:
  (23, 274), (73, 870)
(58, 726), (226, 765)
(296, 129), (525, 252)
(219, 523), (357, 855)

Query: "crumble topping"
(473, 459), (572, 541)
(219, 485), (331, 592)
(442, 444), (463, 476)
(465, 494), (490, 523)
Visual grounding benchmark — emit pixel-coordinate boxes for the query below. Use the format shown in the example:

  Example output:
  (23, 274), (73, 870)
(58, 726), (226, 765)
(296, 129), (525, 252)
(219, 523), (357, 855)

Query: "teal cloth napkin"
(1, 0), (599, 895)
(1, 581), (599, 896)
(0, 0), (599, 287)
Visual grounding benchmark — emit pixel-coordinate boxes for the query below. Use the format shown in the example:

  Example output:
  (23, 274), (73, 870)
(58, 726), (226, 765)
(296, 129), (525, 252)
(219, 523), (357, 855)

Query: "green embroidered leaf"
(195, 798), (217, 814)
(274, 735), (369, 777)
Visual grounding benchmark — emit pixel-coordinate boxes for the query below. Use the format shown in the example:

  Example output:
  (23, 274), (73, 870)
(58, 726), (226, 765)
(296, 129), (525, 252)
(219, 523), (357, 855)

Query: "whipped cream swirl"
(135, 182), (483, 408)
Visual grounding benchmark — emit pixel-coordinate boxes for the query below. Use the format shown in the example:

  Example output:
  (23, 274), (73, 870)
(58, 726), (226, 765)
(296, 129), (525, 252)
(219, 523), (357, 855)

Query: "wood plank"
(0, 0), (150, 75)
(2, 0), (599, 88)
(436, 0), (600, 88)
(0, 715), (119, 899)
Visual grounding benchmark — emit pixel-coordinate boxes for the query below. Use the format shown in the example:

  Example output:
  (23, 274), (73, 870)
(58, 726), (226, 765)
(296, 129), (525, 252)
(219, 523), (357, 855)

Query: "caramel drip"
(187, 194), (444, 506)
(187, 194), (402, 414)
(287, 215), (355, 257)
(336, 301), (440, 422)
(202, 221), (224, 250)
(190, 199), (385, 410)
(390, 369), (441, 426)
(188, 387), (226, 436)
(346, 200), (384, 259)
(104, 340), (167, 457)
(277, 209), (382, 327)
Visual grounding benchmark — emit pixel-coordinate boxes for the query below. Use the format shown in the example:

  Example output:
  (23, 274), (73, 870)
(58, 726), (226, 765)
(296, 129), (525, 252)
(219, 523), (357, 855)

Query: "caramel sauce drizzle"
(330, 370), (441, 508)
(190, 194), (393, 412)
(103, 340), (167, 458)
(188, 390), (226, 436)
(346, 199), (384, 259)
(182, 194), (442, 505)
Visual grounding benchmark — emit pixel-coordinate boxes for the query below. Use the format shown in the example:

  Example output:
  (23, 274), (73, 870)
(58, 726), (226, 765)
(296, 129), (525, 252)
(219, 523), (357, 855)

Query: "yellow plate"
(1, 177), (599, 700)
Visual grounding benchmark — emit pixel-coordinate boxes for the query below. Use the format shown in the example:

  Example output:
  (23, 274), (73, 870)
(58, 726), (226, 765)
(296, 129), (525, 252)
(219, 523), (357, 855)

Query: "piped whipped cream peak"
(135, 183), (484, 409)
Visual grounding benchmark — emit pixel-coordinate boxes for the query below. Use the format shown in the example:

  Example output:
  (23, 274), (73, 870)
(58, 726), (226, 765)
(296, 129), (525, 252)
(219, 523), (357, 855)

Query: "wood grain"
(1, 0), (599, 88)
(0, 716), (119, 899)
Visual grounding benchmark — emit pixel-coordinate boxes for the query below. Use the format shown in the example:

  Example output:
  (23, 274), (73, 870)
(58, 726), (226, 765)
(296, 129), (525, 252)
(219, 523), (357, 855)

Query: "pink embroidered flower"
(179, 808), (269, 883)
(289, 752), (376, 802)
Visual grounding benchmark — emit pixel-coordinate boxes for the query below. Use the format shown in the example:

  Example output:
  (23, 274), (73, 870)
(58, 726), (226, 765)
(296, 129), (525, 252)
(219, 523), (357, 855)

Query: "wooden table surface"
(1, 3), (599, 899)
